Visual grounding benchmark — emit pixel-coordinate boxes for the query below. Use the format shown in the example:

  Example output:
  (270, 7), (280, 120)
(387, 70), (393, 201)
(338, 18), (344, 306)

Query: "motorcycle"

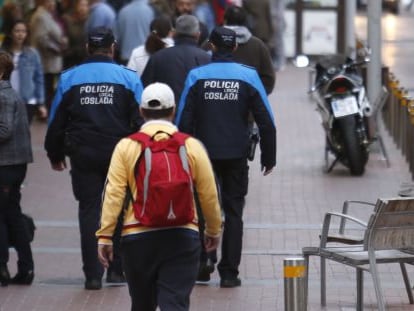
(296, 54), (372, 176)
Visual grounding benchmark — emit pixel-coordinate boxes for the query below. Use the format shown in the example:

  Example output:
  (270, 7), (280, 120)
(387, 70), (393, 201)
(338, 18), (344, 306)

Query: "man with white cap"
(97, 82), (222, 310)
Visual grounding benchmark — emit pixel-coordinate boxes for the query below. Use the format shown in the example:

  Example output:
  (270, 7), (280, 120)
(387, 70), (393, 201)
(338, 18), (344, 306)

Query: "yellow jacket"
(96, 120), (222, 245)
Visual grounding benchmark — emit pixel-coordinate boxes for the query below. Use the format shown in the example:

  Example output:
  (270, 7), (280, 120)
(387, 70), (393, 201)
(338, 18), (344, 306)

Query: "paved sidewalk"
(1, 65), (413, 311)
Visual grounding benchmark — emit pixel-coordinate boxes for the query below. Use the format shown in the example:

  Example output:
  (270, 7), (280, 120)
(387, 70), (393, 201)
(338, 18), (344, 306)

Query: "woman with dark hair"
(127, 15), (173, 77)
(0, 50), (35, 286)
(1, 19), (46, 123)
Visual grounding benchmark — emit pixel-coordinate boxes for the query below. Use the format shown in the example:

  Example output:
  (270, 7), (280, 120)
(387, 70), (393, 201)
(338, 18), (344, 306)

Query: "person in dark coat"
(0, 51), (34, 286)
(141, 14), (210, 103)
(223, 5), (275, 95)
(243, 0), (274, 56)
(172, 0), (209, 45)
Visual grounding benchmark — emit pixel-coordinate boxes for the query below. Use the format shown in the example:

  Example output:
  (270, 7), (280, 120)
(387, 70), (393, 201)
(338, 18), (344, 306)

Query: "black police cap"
(209, 26), (236, 49)
(88, 27), (115, 48)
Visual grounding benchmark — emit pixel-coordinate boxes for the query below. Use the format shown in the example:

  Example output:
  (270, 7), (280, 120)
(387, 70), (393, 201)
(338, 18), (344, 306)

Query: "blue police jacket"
(45, 55), (144, 165)
(175, 53), (276, 168)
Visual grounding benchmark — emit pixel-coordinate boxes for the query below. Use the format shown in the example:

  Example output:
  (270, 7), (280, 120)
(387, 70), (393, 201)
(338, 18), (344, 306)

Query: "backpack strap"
(171, 131), (190, 144)
(129, 132), (153, 207)
(171, 132), (192, 188)
(128, 132), (152, 149)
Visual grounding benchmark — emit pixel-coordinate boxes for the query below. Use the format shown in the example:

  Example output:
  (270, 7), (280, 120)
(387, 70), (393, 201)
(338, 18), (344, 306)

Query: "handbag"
(8, 213), (36, 247)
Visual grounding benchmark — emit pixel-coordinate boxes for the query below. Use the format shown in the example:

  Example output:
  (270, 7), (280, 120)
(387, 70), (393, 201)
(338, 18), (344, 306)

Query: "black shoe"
(10, 270), (34, 285)
(106, 271), (126, 283)
(197, 259), (215, 282)
(205, 258), (215, 273)
(220, 277), (241, 288)
(0, 265), (10, 287)
(84, 278), (102, 290)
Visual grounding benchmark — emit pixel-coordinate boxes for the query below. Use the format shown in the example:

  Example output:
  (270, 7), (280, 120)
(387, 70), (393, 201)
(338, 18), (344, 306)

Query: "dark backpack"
(128, 131), (195, 227)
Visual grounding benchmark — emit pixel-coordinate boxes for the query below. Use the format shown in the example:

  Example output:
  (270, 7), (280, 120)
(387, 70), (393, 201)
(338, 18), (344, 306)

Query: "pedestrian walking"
(242, 0), (275, 57)
(172, 0), (209, 46)
(107, 0), (131, 12)
(97, 82), (222, 310)
(211, 0), (231, 26)
(0, 51), (34, 286)
(1, 19), (46, 123)
(85, 0), (116, 34)
(115, 0), (155, 65)
(175, 26), (276, 287)
(141, 14), (210, 104)
(29, 0), (68, 114)
(194, 0), (215, 33)
(127, 14), (174, 77)
(149, 0), (173, 16)
(173, 0), (196, 16)
(44, 27), (144, 290)
(61, 0), (89, 69)
(223, 5), (275, 94)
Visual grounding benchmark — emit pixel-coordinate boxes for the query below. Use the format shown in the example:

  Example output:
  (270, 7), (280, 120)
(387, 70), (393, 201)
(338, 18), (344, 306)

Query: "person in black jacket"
(0, 51), (34, 286)
(141, 14), (210, 104)
(223, 5), (275, 95)
(44, 27), (144, 290)
(175, 26), (277, 288)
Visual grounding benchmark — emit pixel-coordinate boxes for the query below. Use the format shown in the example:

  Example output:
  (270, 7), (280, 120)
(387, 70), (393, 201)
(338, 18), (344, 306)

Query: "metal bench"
(303, 197), (414, 310)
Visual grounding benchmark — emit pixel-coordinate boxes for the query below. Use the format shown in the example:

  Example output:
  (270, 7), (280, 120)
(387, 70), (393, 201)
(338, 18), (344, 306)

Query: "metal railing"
(382, 71), (414, 178)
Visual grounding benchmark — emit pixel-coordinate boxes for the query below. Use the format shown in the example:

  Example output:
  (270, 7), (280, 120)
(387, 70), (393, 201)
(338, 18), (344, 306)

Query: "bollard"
(284, 257), (307, 311)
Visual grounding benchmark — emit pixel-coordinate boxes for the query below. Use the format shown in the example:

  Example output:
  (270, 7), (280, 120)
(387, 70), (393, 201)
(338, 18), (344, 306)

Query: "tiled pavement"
(1, 65), (414, 311)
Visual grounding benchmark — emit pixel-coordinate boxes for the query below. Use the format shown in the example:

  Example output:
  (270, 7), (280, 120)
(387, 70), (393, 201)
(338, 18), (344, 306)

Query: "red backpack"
(128, 131), (195, 227)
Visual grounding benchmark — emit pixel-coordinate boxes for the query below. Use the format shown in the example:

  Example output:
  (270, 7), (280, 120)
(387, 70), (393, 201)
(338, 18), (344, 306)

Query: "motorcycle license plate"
(331, 96), (359, 118)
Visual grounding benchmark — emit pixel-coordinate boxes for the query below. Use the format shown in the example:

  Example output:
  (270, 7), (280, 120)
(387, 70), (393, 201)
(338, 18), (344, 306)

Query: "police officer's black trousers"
(212, 158), (249, 280)
(70, 158), (123, 281)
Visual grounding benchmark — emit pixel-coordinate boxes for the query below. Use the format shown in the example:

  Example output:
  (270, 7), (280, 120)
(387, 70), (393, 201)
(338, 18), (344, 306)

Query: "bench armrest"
(320, 212), (367, 248)
(339, 200), (375, 233)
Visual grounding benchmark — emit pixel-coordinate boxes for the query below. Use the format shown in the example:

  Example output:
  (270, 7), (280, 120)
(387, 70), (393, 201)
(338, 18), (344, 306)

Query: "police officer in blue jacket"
(175, 26), (276, 288)
(45, 27), (144, 290)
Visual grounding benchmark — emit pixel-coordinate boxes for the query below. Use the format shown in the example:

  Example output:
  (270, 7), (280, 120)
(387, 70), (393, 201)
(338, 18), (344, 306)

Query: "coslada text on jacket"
(79, 84), (114, 105)
(204, 80), (239, 100)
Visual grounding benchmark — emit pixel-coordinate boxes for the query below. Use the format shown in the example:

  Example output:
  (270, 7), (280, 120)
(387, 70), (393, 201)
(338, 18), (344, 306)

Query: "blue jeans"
(0, 164), (33, 272)
(122, 229), (201, 311)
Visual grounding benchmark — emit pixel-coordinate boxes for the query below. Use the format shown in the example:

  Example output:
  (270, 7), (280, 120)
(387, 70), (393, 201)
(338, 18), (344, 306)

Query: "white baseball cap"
(141, 82), (175, 110)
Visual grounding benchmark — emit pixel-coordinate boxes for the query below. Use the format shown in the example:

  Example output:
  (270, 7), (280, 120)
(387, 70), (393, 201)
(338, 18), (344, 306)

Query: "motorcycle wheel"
(337, 115), (368, 176)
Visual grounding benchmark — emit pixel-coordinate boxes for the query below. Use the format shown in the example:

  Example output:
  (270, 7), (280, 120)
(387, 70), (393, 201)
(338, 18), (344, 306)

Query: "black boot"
(10, 270), (34, 285)
(106, 270), (126, 283)
(197, 258), (215, 282)
(0, 264), (10, 287)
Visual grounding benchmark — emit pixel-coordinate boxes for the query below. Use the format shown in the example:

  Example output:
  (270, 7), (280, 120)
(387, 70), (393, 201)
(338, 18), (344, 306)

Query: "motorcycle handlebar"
(342, 63), (354, 70)
(342, 59), (369, 70)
